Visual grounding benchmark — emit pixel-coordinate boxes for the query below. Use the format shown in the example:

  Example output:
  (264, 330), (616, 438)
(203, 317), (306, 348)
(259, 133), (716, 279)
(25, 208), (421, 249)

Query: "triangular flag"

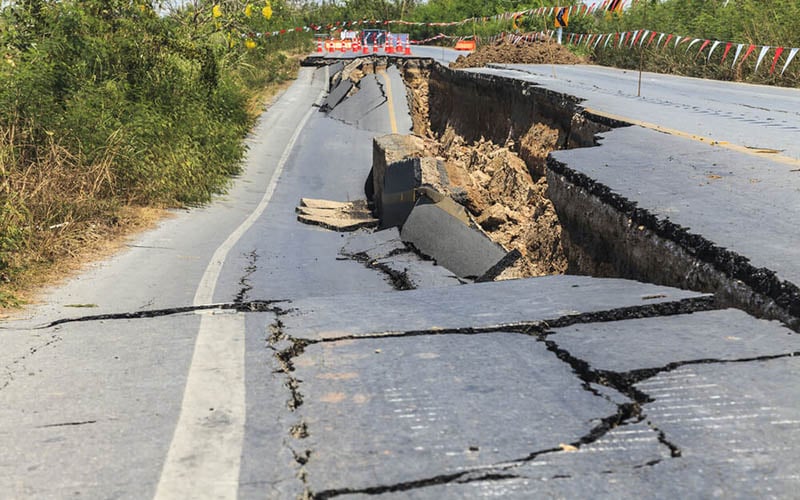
(685, 38), (701, 54)
(674, 35), (682, 48)
(594, 34), (605, 49)
(707, 40), (721, 62)
(754, 45), (771, 72)
(656, 33), (666, 48)
(770, 47), (785, 74)
(647, 31), (658, 47)
(629, 30), (639, 48)
(721, 42), (733, 63)
(639, 30), (650, 47)
(696, 39), (711, 58)
(663, 34), (674, 48)
(739, 44), (757, 65)
(731, 43), (744, 67)
(781, 47), (799, 75)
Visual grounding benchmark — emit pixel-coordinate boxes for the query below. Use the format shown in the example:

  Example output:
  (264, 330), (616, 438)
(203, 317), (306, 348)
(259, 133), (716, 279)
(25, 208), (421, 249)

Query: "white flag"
(754, 45), (771, 73)
(781, 47), (800, 75)
(707, 40), (721, 62)
(731, 43), (744, 68)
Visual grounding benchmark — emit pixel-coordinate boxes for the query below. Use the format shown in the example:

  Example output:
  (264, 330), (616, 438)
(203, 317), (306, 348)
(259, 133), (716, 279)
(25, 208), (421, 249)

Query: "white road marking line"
(155, 77), (325, 499)
(153, 311), (246, 500)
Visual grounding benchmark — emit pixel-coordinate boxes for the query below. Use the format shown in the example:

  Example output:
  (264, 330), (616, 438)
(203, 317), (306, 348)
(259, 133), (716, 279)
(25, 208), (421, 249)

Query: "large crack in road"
(263, 292), (796, 498)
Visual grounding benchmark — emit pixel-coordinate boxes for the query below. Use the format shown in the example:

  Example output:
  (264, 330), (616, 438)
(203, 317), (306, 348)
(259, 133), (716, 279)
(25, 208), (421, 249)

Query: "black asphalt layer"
(550, 126), (800, 286)
(400, 199), (508, 279)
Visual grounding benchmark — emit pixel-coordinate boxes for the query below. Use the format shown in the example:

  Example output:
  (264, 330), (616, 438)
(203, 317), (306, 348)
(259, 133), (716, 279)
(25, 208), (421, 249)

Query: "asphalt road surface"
(1, 56), (799, 499)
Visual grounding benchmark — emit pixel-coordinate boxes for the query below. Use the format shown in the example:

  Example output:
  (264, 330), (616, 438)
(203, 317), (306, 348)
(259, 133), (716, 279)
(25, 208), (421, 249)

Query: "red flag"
(721, 42), (733, 63)
(647, 31), (658, 47)
(739, 44), (756, 64)
(663, 34), (674, 48)
(696, 39), (711, 58)
(770, 47), (785, 74)
(608, 0), (623, 12)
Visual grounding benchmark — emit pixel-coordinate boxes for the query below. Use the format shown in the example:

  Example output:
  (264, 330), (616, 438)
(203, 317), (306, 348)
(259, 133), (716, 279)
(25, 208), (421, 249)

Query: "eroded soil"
(402, 64), (568, 279)
(450, 39), (585, 69)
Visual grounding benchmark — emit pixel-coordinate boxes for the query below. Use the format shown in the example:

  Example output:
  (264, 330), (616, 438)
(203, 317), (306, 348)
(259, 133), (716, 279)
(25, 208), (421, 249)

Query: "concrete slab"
(339, 228), (462, 289)
(335, 334), (800, 499)
(326, 61), (344, 87)
(549, 126), (800, 287)
(400, 198), (507, 279)
(380, 157), (421, 228)
(373, 252), (463, 289)
(319, 78), (352, 112)
(297, 333), (620, 494)
(329, 74), (387, 131)
(280, 275), (708, 341)
(553, 309), (800, 373)
(371, 134), (427, 216)
(295, 199), (378, 232)
(340, 228), (407, 259)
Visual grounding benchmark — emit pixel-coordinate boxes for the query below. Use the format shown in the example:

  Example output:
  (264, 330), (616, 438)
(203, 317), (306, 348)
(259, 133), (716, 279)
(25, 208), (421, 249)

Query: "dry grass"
(0, 62), (301, 315)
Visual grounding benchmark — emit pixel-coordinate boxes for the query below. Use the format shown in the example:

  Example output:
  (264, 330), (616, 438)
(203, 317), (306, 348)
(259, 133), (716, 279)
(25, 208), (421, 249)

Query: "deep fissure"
(368, 56), (800, 330)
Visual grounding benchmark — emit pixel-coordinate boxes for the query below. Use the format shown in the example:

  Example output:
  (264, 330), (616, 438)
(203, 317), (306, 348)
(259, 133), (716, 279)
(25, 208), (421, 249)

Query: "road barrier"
(316, 38), (413, 56)
(454, 40), (477, 51)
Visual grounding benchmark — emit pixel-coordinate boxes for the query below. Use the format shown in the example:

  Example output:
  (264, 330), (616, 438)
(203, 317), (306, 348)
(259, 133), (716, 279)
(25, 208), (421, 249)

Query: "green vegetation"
(0, 0), (311, 305)
(2, 0), (797, 305)
(586, 0), (800, 86)
(302, 0), (799, 85)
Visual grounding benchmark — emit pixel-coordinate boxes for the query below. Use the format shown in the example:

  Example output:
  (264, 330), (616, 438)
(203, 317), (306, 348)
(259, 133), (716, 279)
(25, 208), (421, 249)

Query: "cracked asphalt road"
(1, 58), (799, 499)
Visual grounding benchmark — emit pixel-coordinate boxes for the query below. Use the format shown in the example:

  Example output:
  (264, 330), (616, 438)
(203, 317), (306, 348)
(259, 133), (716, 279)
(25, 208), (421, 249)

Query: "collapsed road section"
(278, 54), (800, 498)
(306, 54), (800, 331)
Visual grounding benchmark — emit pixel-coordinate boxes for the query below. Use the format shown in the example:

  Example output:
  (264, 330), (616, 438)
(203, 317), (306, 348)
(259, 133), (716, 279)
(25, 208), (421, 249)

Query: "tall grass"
(0, 0), (310, 306)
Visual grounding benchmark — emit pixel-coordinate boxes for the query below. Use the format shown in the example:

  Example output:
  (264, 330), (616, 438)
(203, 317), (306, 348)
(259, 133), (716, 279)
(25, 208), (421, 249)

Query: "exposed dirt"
(426, 127), (567, 278)
(399, 62), (569, 279)
(450, 39), (585, 69)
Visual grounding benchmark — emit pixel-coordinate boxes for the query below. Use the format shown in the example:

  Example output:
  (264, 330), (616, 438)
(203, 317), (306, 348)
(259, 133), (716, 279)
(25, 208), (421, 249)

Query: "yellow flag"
(245, 4), (252, 17)
(262, 2), (272, 19)
(245, 39), (257, 49)
(212, 4), (222, 18)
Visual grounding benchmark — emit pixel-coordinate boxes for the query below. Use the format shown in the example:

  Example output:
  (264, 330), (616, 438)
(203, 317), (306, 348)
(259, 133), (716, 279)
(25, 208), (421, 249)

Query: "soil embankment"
(450, 39), (584, 69)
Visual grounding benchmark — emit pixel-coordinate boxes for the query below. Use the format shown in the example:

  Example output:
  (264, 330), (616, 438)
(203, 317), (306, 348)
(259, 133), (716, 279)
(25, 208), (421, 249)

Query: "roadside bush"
(0, 0), (310, 303)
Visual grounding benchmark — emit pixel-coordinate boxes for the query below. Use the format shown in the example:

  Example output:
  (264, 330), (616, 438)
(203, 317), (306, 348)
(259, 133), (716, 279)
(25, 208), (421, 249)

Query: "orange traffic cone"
(316, 40), (323, 53)
(405, 41), (412, 55)
(385, 40), (394, 54)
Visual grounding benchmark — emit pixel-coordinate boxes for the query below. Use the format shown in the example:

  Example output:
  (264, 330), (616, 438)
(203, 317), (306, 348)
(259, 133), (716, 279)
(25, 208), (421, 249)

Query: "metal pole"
(637, 0), (648, 97)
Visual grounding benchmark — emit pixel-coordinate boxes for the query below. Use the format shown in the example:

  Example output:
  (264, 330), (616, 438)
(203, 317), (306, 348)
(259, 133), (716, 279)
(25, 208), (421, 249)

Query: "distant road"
(476, 63), (800, 161)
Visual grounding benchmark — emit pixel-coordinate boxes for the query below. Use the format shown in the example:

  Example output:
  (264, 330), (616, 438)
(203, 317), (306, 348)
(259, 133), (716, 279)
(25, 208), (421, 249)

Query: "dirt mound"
(450, 38), (584, 69)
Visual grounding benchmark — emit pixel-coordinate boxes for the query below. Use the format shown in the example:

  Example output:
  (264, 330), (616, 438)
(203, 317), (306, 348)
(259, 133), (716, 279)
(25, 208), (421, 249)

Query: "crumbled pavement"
(271, 278), (799, 498)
